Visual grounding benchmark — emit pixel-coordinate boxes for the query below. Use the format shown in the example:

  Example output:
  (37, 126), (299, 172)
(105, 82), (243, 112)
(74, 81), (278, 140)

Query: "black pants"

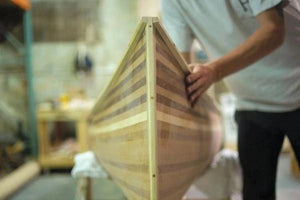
(235, 108), (300, 200)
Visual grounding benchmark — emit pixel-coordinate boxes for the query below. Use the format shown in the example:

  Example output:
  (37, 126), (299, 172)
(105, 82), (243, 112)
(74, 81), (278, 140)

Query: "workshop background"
(0, 0), (299, 200)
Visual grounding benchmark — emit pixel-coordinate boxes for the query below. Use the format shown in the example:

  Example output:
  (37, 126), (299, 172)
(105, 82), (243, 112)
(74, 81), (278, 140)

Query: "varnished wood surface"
(88, 17), (222, 200)
(154, 27), (217, 200)
(89, 34), (151, 199)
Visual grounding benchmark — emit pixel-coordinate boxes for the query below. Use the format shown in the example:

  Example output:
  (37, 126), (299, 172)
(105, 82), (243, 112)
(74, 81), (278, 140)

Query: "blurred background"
(0, 0), (299, 200)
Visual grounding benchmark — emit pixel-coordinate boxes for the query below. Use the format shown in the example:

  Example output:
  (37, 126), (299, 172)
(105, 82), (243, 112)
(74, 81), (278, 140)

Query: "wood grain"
(88, 17), (222, 200)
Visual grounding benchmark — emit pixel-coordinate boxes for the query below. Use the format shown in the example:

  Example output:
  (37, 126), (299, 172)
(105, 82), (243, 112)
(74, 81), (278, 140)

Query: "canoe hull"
(88, 17), (222, 200)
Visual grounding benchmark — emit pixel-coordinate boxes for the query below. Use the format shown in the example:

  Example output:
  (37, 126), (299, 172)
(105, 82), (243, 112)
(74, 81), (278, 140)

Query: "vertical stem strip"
(145, 18), (158, 200)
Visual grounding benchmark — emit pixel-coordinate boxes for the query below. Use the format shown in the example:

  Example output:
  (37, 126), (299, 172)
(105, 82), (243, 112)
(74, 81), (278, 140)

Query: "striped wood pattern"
(88, 17), (221, 200)
(154, 24), (220, 200)
(89, 35), (151, 200)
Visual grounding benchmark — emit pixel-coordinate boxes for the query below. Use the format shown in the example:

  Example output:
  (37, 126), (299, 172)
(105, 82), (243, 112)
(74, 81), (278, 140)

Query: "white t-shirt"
(161, 0), (300, 112)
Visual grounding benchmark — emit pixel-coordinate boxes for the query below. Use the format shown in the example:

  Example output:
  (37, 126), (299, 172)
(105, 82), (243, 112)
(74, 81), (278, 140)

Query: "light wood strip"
(123, 37), (145, 68)
(98, 161), (150, 199)
(120, 187), (147, 200)
(96, 77), (146, 116)
(93, 94), (147, 124)
(155, 35), (171, 57)
(89, 21), (146, 116)
(156, 52), (183, 77)
(154, 22), (189, 74)
(155, 32), (184, 75)
(156, 58), (183, 84)
(156, 62), (186, 98)
(157, 121), (211, 141)
(157, 94), (209, 121)
(158, 158), (208, 174)
(157, 86), (190, 108)
(93, 85), (147, 121)
(156, 38), (184, 73)
(89, 110), (147, 135)
(114, 50), (146, 88)
(157, 111), (211, 131)
(112, 175), (149, 200)
(156, 49), (215, 116)
(159, 166), (203, 200)
(99, 157), (148, 173)
(93, 139), (149, 165)
(157, 146), (210, 168)
(93, 104), (147, 130)
(97, 59), (146, 111)
(90, 122), (147, 143)
(156, 76), (185, 99)
(145, 18), (158, 200)
(157, 102), (203, 123)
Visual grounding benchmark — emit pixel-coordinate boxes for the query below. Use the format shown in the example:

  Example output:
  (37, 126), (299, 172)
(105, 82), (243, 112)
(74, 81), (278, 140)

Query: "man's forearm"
(209, 7), (285, 81)
(186, 6), (285, 104)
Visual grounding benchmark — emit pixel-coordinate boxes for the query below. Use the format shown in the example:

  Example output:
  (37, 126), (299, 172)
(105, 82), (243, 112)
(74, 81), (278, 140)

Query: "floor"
(10, 153), (300, 200)
(277, 154), (300, 199)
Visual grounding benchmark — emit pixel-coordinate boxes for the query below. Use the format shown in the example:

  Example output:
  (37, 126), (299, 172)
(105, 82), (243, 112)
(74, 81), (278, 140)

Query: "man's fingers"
(187, 77), (205, 94)
(186, 69), (205, 83)
(190, 85), (207, 104)
(191, 96), (200, 107)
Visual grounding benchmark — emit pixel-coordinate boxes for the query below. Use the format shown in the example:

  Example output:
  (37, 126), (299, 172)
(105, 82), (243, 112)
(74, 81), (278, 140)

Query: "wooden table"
(37, 109), (89, 169)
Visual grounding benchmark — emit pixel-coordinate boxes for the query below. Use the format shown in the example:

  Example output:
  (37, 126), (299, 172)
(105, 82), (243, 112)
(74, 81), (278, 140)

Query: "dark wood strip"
(105, 59), (146, 104)
(158, 120), (203, 134)
(98, 77), (146, 113)
(156, 41), (182, 73)
(119, 44), (146, 75)
(159, 129), (206, 142)
(93, 94), (147, 123)
(91, 122), (147, 141)
(157, 77), (186, 98)
(157, 121), (212, 141)
(155, 32), (180, 66)
(156, 60), (209, 118)
(95, 60), (146, 112)
(159, 168), (200, 199)
(100, 158), (148, 173)
(157, 93), (209, 120)
(158, 158), (207, 174)
(94, 131), (146, 143)
(156, 58), (186, 95)
(156, 60), (183, 82)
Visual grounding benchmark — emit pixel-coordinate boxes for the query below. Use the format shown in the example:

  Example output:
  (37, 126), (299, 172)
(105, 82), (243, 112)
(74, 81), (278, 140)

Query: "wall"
(32, 0), (139, 103)
(0, 0), (140, 135)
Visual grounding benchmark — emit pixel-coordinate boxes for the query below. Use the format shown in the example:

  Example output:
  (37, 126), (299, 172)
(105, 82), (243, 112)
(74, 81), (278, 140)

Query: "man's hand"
(184, 5), (284, 107)
(186, 63), (217, 106)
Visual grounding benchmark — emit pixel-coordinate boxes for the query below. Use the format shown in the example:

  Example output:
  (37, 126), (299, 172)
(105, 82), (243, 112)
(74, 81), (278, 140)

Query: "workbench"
(37, 109), (89, 169)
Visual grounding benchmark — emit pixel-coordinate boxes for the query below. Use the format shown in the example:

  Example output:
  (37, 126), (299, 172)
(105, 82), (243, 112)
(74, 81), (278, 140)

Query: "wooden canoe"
(88, 17), (222, 200)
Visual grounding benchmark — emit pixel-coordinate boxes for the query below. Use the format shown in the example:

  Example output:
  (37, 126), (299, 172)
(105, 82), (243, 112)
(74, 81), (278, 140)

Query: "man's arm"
(186, 6), (285, 105)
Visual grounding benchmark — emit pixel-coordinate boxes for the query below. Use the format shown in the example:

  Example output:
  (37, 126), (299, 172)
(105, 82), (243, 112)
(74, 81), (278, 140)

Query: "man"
(161, 0), (300, 199)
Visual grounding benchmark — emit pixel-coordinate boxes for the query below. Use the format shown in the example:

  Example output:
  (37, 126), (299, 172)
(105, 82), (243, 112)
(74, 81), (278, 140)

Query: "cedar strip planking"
(94, 138), (149, 164)
(157, 93), (209, 120)
(97, 77), (146, 113)
(98, 60), (146, 110)
(93, 103), (147, 127)
(100, 158), (149, 173)
(94, 94), (147, 123)
(93, 85), (147, 121)
(90, 122), (147, 142)
(157, 121), (211, 141)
